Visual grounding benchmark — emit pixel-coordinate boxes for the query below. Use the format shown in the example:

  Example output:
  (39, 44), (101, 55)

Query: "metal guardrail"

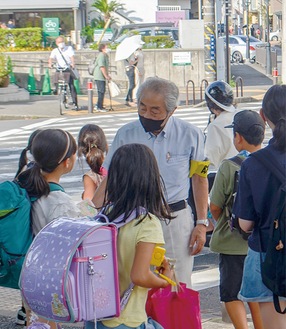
(200, 79), (208, 103)
(186, 79), (210, 105)
(235, 76), (243, 97)
(186, 80), (195, 105)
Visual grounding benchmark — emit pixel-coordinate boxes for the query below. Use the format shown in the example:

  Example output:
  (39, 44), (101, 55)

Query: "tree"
(91, 0), (125, 23)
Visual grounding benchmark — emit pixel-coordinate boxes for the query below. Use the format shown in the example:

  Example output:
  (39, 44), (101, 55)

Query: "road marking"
(192, 268), (219, 291)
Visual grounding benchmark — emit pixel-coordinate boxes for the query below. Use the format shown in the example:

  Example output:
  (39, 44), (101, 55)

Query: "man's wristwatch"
(196, 219), (209, 227)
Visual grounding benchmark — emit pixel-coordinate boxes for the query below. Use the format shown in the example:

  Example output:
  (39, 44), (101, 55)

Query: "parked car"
(223, 35), (266, 63)
(269, 29), (282, 41)
(112, 26), (179, 48)
(110, 22), (175, 42)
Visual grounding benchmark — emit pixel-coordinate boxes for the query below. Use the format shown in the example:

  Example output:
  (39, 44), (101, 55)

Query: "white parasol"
(115, 35), (145, 61)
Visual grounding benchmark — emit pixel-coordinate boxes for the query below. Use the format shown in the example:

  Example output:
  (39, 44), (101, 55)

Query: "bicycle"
(53, 66), (70, 115)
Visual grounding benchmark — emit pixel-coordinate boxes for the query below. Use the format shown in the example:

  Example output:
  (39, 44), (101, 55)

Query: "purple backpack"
(20, 209), (144, 323)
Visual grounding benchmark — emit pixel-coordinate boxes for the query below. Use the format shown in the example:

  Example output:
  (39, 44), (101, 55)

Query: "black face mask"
(139, 115), (166, 133)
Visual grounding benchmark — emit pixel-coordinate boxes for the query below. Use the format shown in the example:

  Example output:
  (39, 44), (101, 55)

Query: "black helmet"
(205, 81), (235, 112)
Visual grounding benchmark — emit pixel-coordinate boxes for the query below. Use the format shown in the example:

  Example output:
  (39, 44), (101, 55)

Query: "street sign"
(43, 18), (59, 47)
(43, 18), (60, 37)
(172, 52), (191, 66)
(210, 34), (216, 60)
(93, 28), (113, 42)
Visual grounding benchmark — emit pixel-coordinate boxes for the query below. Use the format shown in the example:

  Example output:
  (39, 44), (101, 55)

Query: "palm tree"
(91, 0), (125, 23)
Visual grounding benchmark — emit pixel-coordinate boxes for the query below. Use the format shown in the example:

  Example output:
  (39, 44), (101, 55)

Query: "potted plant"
(0, 53), (11, 87)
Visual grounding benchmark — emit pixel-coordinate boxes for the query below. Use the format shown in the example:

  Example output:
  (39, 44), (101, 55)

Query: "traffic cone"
(7, 56), (16, 84)
(73, 78), (81, 95)
(41, 68), (52, 95)
(27, 67), (39, 94)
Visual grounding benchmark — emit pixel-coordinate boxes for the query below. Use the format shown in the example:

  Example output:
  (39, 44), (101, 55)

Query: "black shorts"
(219, 254), (246, 302)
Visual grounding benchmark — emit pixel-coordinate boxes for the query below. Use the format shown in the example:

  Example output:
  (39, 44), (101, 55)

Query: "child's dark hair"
(262, 84), (286, 152)
(104, 143), (173, 223)
(15, 129), (41, 178)
(17, 129), (77, 198)
(78, 124), (108, 174)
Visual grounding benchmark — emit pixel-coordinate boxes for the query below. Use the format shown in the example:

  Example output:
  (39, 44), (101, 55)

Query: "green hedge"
(0, 28), (43, 51)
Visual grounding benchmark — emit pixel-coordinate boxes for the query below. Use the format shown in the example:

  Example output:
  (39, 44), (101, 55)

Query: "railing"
(186, 80), (195, 105)
(235, 76), (243, 97)
(200, 79), (208, 102)
(157, 6), (181, 11)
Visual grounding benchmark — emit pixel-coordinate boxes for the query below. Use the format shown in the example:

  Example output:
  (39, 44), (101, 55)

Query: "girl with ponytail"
(77, 124), (108, 200)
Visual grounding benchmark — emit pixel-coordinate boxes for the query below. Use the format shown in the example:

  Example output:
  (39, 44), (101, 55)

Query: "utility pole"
(245, 0), (250, 61)
(225, 0), (230, 83)
(202, 0), (216, 82)
(265, 0), (271, 76)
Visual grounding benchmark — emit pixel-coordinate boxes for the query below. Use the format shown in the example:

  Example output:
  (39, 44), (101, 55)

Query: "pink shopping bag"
(146, 282), (202, 329)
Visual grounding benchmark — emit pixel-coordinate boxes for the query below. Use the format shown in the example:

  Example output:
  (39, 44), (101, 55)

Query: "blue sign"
(210, 34), (216, 60)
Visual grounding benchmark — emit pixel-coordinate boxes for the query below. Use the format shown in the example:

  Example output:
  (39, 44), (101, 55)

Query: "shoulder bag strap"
(57, 48), (69, 67)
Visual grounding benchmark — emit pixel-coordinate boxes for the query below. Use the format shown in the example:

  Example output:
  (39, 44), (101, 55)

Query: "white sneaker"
(94, 106), (109, 112)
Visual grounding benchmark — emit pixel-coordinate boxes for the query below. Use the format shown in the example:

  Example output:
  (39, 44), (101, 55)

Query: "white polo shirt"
(50, 46), (74, 69)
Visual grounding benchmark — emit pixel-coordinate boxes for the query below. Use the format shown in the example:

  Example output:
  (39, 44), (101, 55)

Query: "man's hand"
(189, 224), (207, 255)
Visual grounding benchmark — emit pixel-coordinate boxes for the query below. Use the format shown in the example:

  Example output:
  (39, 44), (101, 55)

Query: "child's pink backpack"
(20, 209), (144, 323)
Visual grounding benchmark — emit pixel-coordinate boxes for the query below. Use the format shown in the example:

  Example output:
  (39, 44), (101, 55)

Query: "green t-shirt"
(93, 52), (109, 81)
(209, 156), (248, 255)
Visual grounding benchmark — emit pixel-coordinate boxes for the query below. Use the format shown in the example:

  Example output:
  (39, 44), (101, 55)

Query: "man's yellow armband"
(190, 160), (210, 178)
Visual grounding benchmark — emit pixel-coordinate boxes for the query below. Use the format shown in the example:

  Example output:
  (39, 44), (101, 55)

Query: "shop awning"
(0, 0), (80, 10)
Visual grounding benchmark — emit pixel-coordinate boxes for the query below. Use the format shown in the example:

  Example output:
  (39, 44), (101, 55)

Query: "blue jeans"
(95, 80), (106, 109)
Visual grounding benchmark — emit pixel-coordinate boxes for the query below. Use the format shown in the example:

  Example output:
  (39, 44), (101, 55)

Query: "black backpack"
(252, 150), (286, 314)
(226, 156), (251, 241)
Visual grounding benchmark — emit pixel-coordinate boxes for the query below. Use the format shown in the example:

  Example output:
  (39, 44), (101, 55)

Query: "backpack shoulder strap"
(228, 155), (244, 167)
(224, 156), (244, 208)
(95, 207), (147, 228)
(251, 150), (285, 185)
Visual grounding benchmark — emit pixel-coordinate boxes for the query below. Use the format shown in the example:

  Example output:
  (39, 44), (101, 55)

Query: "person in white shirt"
(205, 81), (237, 170)
(48, 36), (79, 110)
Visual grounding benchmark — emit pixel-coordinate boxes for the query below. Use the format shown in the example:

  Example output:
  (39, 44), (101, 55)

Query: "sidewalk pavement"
(0, 84), (271, 120)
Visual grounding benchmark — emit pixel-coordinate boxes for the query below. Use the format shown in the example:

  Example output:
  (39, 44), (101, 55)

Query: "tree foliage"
(91, 0), (125, 22)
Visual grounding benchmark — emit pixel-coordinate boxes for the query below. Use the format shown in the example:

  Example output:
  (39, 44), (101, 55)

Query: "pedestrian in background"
(124, 52), (137, 107)
(205, 81), (237, 170)
(233, 85), (286, 328)
(210, 110), (265, 329)
(92, 77), (209, 288)
(77, 124), (108, 200)
(93, 43), (111, 112)
(133, 41), (145, 102)
(48, 36), (79, 110)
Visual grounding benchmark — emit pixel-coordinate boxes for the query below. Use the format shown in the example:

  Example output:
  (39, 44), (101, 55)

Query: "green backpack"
(0, 181), (64, 289)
